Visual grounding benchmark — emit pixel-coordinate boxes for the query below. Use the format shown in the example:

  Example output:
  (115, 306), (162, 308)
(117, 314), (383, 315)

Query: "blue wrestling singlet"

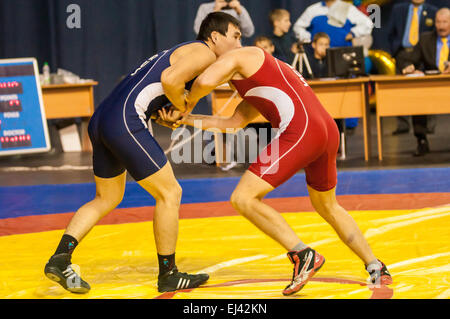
(88, 40), (207, 180)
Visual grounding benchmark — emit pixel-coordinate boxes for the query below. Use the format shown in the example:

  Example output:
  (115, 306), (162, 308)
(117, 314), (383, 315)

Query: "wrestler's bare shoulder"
(221, 46), (264, 61)
(170, 42), (215, 64)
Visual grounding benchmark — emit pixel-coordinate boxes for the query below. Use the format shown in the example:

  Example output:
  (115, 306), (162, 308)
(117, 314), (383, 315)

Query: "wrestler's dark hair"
(197, 12), (241, 41)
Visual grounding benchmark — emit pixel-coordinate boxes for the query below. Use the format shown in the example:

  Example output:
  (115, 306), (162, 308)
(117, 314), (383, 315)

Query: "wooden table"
(41, 82), (97, 151)
(370, 74), (450, 161)
(211, 77), (371, 163)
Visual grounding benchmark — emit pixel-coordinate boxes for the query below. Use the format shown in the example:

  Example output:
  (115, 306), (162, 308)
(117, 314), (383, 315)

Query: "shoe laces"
(288, 252), (302, 283)
(165, 268), (191, 278)
(177, 271), (202, 279)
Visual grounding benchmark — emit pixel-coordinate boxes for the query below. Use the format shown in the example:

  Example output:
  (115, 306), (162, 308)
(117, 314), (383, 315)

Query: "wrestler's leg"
(307, 185), (376, 264)
(230, 170), (301, 250)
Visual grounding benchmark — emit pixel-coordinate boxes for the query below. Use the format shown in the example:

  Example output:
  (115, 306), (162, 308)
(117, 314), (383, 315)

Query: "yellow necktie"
(409, 7), (419, 46)
(439, 38), (449, 72)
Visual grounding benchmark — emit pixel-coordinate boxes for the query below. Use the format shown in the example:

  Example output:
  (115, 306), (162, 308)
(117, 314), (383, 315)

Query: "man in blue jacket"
(396, 7), (450, 156)
(388, 0), (438, 58)
(387, 0), (438, 135)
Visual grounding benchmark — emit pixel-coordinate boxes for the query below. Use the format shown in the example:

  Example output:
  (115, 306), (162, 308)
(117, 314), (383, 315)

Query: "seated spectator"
(194, 0), (255, 38)
(397, 7), (450, 156)
(268, 9), (299, 63)
(302, 32), (330, 79)
(386, 0), (438, 136)
(254, 36), (275, 55)
(388, 0), (438, 63)
(293, 0), (373, 48)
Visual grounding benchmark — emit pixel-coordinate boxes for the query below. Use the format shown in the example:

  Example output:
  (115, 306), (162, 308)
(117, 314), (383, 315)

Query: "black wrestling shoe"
(158, 267), (209, 292)
(44, 253), (90, 294)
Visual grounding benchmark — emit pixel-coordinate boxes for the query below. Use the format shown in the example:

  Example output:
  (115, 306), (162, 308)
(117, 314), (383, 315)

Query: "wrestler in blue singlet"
(88, 41), (206, 181)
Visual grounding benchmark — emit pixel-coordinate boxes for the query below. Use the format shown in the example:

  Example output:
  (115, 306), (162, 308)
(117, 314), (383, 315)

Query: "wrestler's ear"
(210, 31), (219, 44)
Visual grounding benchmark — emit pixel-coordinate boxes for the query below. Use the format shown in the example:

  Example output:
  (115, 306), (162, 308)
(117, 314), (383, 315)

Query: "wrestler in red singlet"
(171, 46), (392, 294)
(231, 49), (340, 190)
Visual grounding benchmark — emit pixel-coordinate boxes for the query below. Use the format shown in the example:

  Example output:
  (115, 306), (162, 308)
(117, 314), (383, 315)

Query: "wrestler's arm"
(156, 79), (252, 131)
(185, 51), (241, 113)
(161, 45), (216, 111)
(163, 99), (260, 133)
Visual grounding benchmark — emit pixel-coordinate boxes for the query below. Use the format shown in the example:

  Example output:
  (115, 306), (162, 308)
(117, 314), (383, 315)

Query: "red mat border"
(1, 193), (449, 236)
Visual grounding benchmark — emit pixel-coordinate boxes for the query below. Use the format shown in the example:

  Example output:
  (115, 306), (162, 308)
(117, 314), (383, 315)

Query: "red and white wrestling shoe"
(366, 259), (393, 285)
(282, 247), (325, 296)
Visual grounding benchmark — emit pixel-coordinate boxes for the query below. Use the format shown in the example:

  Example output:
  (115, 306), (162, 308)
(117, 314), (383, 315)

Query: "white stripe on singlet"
(134, 82), (165, 128)
(122, 51), (170, 170)
(259, 59), (310, 177)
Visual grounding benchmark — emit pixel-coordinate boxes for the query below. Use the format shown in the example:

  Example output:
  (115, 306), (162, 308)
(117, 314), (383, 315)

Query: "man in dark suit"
(387, 0), (438, 135)
(397, 8), (450, 156)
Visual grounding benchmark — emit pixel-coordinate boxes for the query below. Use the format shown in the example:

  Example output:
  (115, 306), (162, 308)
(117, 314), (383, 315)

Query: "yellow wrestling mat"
(1, 207), (449, 299)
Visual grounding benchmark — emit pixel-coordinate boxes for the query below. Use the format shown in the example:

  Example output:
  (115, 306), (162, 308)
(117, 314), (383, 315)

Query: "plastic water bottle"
(43, 62), (50, 85)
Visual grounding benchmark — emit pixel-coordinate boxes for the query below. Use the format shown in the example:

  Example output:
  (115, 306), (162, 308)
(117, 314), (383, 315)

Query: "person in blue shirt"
(293, 0), (373, 48)
(387, 0), (438, 135)
(43, 12), (243, 294)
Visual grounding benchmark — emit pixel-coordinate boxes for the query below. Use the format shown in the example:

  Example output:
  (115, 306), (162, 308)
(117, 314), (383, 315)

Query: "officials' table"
(370, 74), (450, 161)
(41, 82), (98, 151)
(211, 77), (371, 164)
